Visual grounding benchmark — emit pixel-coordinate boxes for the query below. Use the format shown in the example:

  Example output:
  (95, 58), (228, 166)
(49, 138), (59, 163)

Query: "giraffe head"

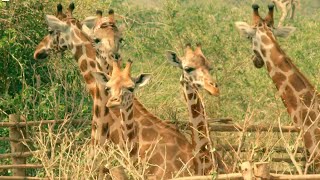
(235, 4), (296, 68)
(33, 3), (82, 60)
(82, 9), (124, 62)
(92, 60), (151, 108)
(166, 43), (219, 96)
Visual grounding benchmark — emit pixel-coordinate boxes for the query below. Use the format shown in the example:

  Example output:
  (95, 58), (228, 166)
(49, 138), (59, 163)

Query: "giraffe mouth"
(106, 100), (121, 108)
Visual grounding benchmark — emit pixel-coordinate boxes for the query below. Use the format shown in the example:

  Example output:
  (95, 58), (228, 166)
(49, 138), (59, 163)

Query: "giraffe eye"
(49, 30), (54, 34)
(105, 86), (111, 91)
(184, 67), (195, 73)
(94, 38), (101, 44)
(127, 87), (135, 92)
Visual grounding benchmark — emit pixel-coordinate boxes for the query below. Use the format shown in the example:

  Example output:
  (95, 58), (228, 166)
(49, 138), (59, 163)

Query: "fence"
(0, 114), (318, 179)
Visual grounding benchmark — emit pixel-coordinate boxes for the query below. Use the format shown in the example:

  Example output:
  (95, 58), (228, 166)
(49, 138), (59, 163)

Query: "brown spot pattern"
(80, 60), (87, 72)
(104, 106), (109, 116)
(101, 123), (109, 136)
(149, 152), (164, 165)
(191, 100), (202, 118)
(89, 61), (96, 68)
(261, 48), (266, 57)
(302, 91), (316, 107)
(304, 131), (313, 149)
(127, 130), (135, 140)
(140, 119), (153, 127)
(165, 145), (178, 160)
(126, 122), (134, 131)
(271, 72), (286, 89)
(128, 111), (133, 121)
(301, 109), (313, 126)
(89, 88), (95, 96)
(289, 73), (306, 92)
(94, 105), (101, 118)
(110, 130), (120, 144)
(74, 45), (83, 60)
(95, 88), (101, 100)
(197, 121), (205, 132)
(85, 44), (96, 59)
(278, 57), (292, 72)
(282, 86), (298, 113)
(314, 128), (320, 143)
(142, 128), (158, 142)
(84, 73), (95, 84)
(188, 93), (194, 100)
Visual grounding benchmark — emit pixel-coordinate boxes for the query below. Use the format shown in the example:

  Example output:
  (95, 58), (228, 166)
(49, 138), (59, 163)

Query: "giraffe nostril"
(35, 50), (48, 60)
(209, 82), (218, 88)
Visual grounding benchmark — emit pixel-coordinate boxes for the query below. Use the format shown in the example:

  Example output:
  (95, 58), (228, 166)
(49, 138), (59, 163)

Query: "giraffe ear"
(166, 51), (182, 69)
(273, 26), (296, 38)
(134, 73), (151, 87)
(46, 15), (69, 32)
(91, 72), (110, 85)
(235, 21), (256, 38)
(82, 16), (97, 29)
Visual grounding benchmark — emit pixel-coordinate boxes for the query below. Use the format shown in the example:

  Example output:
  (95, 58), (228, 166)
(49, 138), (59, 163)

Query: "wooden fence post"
(254, 162), (270, 179)
(240, 161), (254, 180)
(9, 114), (27, 176)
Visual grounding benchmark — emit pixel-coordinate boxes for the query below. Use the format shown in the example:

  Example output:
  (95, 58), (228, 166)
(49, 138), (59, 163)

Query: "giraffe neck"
(256, 35), (320, 163)
(181, 75), (214, 175)
(68, 28), (122, 146)
(96, 50), (113, 75)
(69, 28), (97, 95)
(119, 93), (138, 157)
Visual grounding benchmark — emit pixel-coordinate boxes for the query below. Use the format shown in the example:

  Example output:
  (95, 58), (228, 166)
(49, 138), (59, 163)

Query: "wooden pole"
(9, 114), (27, 176)
(240, 161), (254, 180)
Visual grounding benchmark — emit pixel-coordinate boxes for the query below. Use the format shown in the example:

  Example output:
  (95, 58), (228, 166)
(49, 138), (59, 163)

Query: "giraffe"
(33, 5), (126, 178)
(33, 3), (82, 60)
(92, 60), (196, 179)
(235, 4), (320, 171)
(33, 5), (125, 147)
(272, 0), (301, 27)
(166, 43), (219, 175)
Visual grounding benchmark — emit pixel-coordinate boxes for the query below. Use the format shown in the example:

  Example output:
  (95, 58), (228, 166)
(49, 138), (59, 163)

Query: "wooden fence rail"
(0, 114), (306, 179)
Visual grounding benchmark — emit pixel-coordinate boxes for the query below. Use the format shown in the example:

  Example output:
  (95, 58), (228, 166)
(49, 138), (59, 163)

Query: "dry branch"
(0, 150), (49, 159)
(0, 118), (89, 127)
(0, 176), (49, 180)
(270, 173), (320, 179)
(209, 124), (299, 132)
(216, 144), (304, 153)
(0, 137), (31, 142)
(0, 164), (44, 169)
(171, 173), (320, 180)
(170, 173), (243, 180)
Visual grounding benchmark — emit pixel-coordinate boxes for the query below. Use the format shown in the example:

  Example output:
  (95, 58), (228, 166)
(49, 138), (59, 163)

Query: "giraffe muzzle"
(204, 81), (220, 96)
(106, 97), (121, 108)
